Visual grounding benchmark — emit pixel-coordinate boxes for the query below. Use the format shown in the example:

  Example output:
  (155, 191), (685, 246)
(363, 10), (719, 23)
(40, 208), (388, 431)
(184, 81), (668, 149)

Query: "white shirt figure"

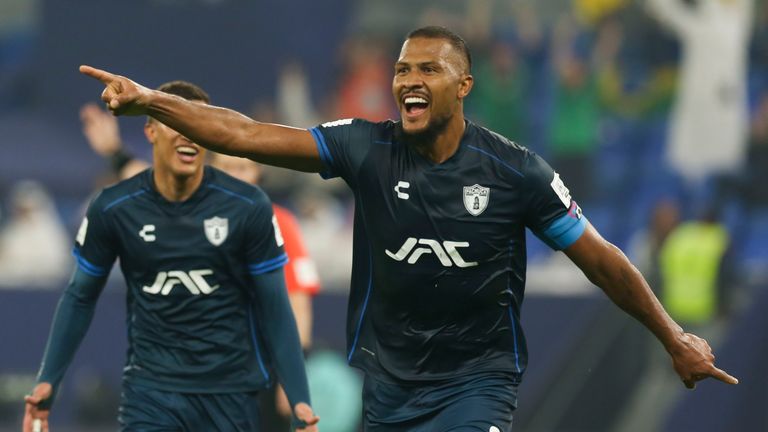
(647, 0), (753, 182)
(0, 181), (72, 288)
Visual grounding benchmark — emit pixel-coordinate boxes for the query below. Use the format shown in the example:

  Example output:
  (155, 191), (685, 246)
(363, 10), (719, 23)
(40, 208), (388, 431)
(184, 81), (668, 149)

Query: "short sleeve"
(72, 193), (117, 277)
(308, 118), (376, 185)
(245, 199), (288, 276)
(522, 152), (588, 250)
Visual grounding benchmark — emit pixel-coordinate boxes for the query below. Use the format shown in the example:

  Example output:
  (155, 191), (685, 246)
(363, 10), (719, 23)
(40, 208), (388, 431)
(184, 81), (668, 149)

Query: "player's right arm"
(79, 65), (323, 173)
(23, 268), (110, 432)
(24, 193), (117, 431)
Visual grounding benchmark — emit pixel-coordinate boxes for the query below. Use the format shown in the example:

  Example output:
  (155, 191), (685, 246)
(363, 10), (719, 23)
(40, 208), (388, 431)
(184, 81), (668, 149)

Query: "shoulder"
(204, 166), (271, 209)
(314, 118), (396, 137)
(90, 169), (152, 213)
(464, 121), (534, 179)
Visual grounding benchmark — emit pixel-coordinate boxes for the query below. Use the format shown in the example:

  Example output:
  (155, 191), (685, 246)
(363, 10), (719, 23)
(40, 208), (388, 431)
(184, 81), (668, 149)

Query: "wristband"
(109, 148), (134, 175)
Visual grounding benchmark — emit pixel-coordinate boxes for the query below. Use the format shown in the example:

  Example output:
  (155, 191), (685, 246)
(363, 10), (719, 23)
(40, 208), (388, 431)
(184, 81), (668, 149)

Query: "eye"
(396, 66), (409, 75)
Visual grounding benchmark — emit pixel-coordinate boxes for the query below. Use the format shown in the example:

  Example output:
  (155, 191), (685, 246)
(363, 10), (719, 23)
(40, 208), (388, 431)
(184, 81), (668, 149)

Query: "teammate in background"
(81, 26), (737, 431)
(23, 82), (318, 432)
(80, 103), (321, 428)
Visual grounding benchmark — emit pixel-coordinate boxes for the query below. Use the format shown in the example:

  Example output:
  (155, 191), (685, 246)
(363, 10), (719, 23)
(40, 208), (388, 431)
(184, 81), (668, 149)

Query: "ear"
(457, 73), (474, 99)
(144, 122), (156, 145)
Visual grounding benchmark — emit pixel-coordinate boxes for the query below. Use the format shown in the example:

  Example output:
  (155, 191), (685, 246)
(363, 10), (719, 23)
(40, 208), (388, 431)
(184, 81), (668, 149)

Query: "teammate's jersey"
(309, 119), (587, 383)
(273, 204), (321, 296)
(73, 166), (286, 393)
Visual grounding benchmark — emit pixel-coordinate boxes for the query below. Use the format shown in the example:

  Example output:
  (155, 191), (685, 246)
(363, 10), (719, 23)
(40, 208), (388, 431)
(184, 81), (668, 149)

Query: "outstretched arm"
(79, 65), (323, 172)
(564, 223), (738, 389)
(249, 269), (319, 431)
(23, 268), (109, 432)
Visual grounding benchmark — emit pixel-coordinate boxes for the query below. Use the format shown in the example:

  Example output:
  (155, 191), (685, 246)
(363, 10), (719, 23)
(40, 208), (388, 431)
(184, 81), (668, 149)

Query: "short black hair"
(406, 26), (472, 73)
(156, 80), (210, 103)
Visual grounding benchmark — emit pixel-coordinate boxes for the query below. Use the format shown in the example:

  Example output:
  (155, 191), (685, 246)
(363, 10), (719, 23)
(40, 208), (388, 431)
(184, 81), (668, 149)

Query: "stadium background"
(1, 0), (766, 430)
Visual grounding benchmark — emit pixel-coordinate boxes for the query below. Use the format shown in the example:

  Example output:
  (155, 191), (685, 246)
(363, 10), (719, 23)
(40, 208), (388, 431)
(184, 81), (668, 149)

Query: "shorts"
(362, 373), (518, 432)
(118, 381), (261, 432)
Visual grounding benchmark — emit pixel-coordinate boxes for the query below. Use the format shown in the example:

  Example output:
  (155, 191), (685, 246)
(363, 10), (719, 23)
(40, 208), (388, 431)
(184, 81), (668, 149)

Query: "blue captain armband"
(534, 204), (588, 251)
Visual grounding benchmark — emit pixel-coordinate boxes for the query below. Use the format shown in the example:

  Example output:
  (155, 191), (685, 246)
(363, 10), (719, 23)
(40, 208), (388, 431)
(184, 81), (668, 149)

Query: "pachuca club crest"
(463, 184), (490, 216)
(204, 216), (228, 246)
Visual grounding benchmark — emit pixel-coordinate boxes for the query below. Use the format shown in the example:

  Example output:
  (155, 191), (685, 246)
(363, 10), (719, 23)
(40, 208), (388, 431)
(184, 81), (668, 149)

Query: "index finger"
(79, 65), (117, 84)
(710, 366), (739, 385)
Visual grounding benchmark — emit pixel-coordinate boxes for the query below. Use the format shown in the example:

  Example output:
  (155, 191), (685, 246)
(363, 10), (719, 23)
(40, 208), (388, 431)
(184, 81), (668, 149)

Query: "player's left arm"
(563, 223), (739, 389)
(248, 270), (319, 431)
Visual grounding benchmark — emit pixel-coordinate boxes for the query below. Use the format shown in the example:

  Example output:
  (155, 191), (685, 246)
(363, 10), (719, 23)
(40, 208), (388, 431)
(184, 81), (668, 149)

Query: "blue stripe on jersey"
(249, 253), (288, 275)
(535, 212), (588, 250)
(206, 184), (256, 204)
(507, 306), (521, 373)
(373, 140), (392, 145)
(247, 306), (270, 381)
(347, 197), (374, 363)
(103, 190), (147, 212)
(347, 250), (373, 363)
(71, 248), (109, 277)
(466, 145), (525, 178)
(309, 127), (335, 178)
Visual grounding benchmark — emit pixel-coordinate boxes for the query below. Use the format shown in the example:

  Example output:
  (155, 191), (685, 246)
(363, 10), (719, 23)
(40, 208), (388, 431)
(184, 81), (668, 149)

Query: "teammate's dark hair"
(147, 81), (209, 124)
(406, 26), (472, 73)
(156, 81), (210, 103)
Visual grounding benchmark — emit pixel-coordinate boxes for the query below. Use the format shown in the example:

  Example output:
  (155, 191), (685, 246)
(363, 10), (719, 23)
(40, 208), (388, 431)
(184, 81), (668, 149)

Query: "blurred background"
(1, 0), (767, 431)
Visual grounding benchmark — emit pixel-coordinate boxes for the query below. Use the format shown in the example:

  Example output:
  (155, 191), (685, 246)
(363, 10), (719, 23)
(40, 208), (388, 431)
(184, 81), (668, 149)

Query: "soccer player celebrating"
(23, 81), (319, 432)
(80, 26), (737, 431)
(78, 103), (322, 428)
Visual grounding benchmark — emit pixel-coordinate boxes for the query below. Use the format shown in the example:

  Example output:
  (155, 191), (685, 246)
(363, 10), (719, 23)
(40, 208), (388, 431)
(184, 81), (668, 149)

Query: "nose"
(396, 70), (424, 90)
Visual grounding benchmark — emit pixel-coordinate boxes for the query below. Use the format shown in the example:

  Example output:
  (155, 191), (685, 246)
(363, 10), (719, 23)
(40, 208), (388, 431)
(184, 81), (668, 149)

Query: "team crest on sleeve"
(204, 216), (228, 246)
(463, 184), (490, 216)
(550, 172), (572, 208)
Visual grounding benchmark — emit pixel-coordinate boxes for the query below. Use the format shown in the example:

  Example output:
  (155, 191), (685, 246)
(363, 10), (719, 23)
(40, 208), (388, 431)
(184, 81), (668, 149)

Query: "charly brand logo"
(394, 181), (410, 200)
(386, 238), (478, 267)
(142, 269), (219, 295)
(463, 184), (490, 216)
(139, 224), (156, 242)
(204, 217), (228, 246)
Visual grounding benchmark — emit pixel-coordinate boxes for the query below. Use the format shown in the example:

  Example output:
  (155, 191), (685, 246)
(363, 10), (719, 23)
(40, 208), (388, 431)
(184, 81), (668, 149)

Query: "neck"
(153, 167), (204, 202)
(411, 114), (467, 164)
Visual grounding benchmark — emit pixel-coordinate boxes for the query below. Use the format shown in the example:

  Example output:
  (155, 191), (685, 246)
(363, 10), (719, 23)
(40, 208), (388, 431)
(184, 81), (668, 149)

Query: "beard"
(394, 112), (452, 148)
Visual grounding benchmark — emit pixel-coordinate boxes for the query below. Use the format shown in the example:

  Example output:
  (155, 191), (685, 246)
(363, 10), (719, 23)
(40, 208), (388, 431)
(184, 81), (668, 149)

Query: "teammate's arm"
(80, 103), (150, 180)
(563, 223), (739, 389)
(79, 66), (323, 173)
(248, 269), (319, 431)
(23, 268), (109, 432)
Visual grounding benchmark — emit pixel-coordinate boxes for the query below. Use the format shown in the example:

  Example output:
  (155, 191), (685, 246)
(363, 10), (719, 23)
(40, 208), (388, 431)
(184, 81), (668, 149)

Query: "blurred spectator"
(466, 37), (530, 143)
(0, 180), (71, 288)
(547, 14), (603, 201)
(740, 91), (768, 207)
(333, 36), (396, 121)
(647, 0), (754, 183)
(628, 199), (682, 289)
(276, 60), (320, 128)
(659, 205), (732, 326)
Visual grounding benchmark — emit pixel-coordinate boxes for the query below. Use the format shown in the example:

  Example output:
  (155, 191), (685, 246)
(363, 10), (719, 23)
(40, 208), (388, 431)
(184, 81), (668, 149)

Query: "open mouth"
(176, 145), (199, 163)
(403, 96), (429, 117)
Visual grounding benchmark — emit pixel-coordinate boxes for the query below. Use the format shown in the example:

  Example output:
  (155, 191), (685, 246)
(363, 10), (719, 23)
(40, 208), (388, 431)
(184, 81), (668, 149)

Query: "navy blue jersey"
(310, 119), (587, 383)
(73, 166), (286, 393)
